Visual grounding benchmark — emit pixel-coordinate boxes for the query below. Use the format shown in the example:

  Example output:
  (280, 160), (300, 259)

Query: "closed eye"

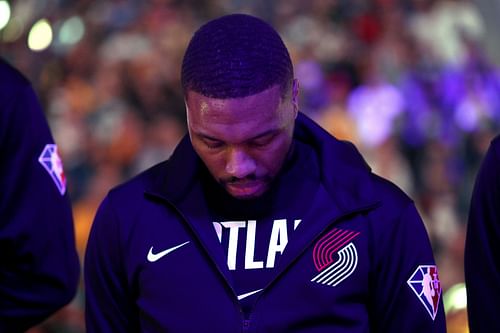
(248, 132), (277, 148)
(202, 137), (225, 149)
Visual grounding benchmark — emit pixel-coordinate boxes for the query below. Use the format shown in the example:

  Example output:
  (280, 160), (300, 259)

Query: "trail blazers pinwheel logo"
(39, 144), (66, 195)
(311, 228), (360, 287)
(407, 265), (442, 320)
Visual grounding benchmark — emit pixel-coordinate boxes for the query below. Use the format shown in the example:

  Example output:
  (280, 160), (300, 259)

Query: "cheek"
(258, 138), (292, 175)
(201, 153), (226, 177)
(191, 144), (226, 177)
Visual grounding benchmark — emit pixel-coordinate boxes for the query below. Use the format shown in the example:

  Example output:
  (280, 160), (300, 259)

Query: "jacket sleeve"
(0, 79), (80, 331)
(465, 137), (500, 332)
(370, 202), (446, 332)
(85, 195), (138, 332)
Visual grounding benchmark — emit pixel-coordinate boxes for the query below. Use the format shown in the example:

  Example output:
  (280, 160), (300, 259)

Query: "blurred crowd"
(3, 0), (499, 332)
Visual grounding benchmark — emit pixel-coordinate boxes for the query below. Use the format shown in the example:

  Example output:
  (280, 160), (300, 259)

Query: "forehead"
(186, 85), (285, 136)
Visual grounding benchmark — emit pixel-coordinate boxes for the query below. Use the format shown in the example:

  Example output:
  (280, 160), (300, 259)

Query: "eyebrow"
(196, 128), (279, 143)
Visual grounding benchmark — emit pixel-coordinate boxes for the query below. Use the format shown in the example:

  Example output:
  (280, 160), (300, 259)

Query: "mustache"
(220, 174), (271, 185)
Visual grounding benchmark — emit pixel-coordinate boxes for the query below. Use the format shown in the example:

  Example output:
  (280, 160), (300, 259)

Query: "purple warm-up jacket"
(0, 58), (80, 331)
(85, 112), (446, 332)
(465, 134), (500, 333)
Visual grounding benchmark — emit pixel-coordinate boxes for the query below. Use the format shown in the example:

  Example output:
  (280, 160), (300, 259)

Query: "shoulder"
(467, 134), (500, 213)
(98, 136), (197, 220)
(478, 135), (500, 186)
(487, 134), (500, 162)
(0, 59), (32, 105)
(0, 59), (47, 145)
(91, 161), (172, 242)
(369, 172), (413, 209)
(106, 161), (168, 206)
(491, 134), (500, 149)
(357, 172), (419, 245)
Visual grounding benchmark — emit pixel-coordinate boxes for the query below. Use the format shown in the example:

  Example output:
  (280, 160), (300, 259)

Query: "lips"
(225, 180), (267, 199)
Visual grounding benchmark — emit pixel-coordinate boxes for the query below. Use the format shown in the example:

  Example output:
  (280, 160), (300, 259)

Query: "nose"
(225, 148), (256, 179)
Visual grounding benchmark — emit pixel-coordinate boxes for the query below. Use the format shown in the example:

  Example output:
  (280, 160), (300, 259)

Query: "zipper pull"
(243, 319), (251, 331)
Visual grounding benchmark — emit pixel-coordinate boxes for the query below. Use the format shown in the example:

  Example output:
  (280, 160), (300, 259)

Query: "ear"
(291, 78), (299, 117)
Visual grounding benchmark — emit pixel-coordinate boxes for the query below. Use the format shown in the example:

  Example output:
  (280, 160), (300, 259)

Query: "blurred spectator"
(408, 0), (485, 66)
(347, 51), (405, 149)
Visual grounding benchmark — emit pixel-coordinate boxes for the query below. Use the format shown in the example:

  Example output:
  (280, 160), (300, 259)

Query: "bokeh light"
(58, 16), (85, 46)
(444, 283), (468, 313)
(27, 18), (53, 51)
(0, 0), (11, 30)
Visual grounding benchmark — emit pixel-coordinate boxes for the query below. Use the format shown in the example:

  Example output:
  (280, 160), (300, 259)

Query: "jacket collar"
(146, 134), (201, 204)
(144, 112), (381, 288)
(293, 112), (378, 212)
(145, 135), (235, 284)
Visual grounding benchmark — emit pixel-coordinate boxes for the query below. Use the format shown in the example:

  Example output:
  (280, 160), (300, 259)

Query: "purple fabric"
(0, 58), (80, 331)
(85, 112), (446, 332)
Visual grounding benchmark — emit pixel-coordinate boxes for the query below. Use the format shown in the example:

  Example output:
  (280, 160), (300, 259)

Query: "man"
(0, 58), (80, 331)
(85, 14), (446, 332)
(465, 134), (500, 332)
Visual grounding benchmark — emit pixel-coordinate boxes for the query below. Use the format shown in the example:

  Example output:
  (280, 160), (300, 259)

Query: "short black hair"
(181, 14), (294, 99)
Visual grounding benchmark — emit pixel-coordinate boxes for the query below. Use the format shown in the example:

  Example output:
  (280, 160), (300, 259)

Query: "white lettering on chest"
(220, 221), (246, 270)
(245, 220), (264, 269)
(266, 219), (287, 268)
(294, 219), (302, 230)
(213, 219), (301, 270)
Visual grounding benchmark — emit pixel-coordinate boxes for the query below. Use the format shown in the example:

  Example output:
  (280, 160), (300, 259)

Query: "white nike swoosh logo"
(147, 241), (190, 262)
(237, 288), (263, 301)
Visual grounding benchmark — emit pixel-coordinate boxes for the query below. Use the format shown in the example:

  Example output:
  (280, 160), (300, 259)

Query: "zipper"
(242, 319), (251, 331)
(147, 192), (378, 332)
